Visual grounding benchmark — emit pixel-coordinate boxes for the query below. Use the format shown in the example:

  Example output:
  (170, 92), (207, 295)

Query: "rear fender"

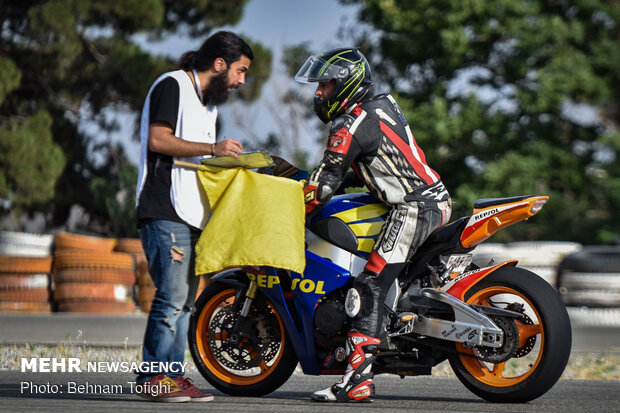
(440, 260), (518, 301)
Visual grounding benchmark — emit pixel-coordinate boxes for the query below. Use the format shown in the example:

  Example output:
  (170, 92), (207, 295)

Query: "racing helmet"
(295, 48), (372, 123)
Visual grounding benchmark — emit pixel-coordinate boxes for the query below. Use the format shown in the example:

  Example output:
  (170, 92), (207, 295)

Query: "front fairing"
(250, 250), (353, 375)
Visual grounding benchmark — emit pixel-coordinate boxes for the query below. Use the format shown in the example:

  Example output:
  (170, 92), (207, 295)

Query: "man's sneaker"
(135, 374), (191, 402)
(174, 376), (214, 402)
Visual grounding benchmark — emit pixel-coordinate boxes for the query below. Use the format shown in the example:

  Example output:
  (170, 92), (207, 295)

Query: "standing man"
(295, 48), (452, 402)
(135, 31), (253, 402)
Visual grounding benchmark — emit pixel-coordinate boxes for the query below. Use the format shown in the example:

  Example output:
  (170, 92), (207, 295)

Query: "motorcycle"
(188, 184), (572, 403)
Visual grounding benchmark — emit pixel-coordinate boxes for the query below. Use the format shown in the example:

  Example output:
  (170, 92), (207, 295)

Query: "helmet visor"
(294, 56), (350, 84)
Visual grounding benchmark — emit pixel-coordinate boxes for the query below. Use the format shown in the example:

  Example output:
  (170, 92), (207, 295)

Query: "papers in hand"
(200, 150), (275, 169)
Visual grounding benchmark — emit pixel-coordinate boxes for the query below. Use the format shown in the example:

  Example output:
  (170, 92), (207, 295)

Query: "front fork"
(229, 281), (259, 345)
(240, 281), (258, 316)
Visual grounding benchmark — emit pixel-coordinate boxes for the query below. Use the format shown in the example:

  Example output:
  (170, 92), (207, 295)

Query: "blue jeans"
(137, 220), (200, 383)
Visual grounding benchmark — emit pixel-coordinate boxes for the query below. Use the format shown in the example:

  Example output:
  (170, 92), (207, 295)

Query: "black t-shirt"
(137, 77), (185, 227)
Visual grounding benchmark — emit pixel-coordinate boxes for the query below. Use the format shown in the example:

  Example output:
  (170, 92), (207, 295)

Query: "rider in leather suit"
(295, 47), (452, 402)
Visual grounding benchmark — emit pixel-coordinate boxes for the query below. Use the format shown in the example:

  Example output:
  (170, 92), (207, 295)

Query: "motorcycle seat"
(404, 217), (470, 278)
(423, 216), (469, 246)
(474, 195), (535, 209)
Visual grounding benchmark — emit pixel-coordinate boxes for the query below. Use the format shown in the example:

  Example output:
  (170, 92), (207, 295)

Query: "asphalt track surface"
(1, 310), (619, 412)
(2, 310), (619, 350)
(1, 371), (619, 413)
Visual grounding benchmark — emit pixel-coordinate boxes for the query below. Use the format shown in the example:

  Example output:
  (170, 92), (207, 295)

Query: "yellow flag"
(195, 167), (306, 275)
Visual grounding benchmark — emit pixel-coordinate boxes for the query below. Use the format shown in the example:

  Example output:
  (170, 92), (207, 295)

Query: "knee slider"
(345, 278), (375, 318)
(345, 287), (362, 317)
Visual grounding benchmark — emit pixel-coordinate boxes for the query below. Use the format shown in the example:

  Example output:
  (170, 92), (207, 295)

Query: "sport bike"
(188, 187), (571, 403)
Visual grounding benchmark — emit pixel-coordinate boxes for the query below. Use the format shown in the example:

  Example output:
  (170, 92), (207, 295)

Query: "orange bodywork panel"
(444, 260), (518, 300)
(459, 196), (549, 249)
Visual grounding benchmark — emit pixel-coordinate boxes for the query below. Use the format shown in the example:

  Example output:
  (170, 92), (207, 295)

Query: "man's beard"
(203, 70), (231, 106)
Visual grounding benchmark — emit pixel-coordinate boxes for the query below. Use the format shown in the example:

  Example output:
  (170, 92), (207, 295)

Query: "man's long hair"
(178, 31), (254, 71)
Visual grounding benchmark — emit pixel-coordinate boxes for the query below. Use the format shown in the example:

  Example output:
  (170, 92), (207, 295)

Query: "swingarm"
(393, 288), (522, 348)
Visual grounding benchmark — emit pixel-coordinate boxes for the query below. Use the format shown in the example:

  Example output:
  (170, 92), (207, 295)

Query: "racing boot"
(311, 332), (380, 402)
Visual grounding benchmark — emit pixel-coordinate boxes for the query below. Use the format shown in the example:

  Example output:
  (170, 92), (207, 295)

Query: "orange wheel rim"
(195, 288), (287, 385)
(456, 286), (545, 387)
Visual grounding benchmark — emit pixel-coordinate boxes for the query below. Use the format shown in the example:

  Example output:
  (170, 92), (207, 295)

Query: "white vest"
(136, 70), (217, 229)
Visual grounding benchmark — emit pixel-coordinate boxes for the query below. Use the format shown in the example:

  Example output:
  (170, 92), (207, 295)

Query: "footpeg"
(399, 313), (416, 322)
(389, 313), (417, 337)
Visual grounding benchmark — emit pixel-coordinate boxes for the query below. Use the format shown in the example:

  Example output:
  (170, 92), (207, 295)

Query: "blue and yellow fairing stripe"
(312, 193), (389, 257)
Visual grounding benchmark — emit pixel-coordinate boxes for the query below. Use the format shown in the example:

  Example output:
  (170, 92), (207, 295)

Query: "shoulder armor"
(329, 114), (354, 134)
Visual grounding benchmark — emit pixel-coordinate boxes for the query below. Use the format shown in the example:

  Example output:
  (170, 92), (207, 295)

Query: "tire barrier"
(57, 301), (136, 313)
(54, 282), (132, 302)
(53, 251), (135, 270)
(557, 246), (620, 308)
(54, 231), (116, 252)
(0, 301), (53, 312)
(0, 231), (215, 314)
(0, 288), (50, 302)
(0, 273), (49, 289)
(52, 233), (136, 314)
(0, 231), (53, 257)
(0, 253), (53, 313)
(566, 307), (620, 327)
(0, 256), (53, 274)
(472, 241), (582, 286)
(53, 268), (136, 285)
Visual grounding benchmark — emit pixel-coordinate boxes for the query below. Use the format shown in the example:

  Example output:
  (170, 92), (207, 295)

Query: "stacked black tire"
(557, 246), (620, 308)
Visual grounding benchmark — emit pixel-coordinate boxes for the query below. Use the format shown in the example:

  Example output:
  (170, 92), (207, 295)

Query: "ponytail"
(178, 50), (198, 71)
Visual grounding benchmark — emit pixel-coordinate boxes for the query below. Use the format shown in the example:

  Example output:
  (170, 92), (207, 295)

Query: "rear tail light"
(530, 199), (547, 214)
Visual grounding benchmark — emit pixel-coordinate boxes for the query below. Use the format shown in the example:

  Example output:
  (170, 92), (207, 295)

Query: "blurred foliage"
(88, 144), (138, 237)
(0, 0), (270, 236)
(0, 111), (66, 213)
(341, 0), (620, 244)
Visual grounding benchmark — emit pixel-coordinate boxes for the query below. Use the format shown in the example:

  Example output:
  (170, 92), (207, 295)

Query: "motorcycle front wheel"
(449, 266), (572, 403)
(188, 282), (298, 396)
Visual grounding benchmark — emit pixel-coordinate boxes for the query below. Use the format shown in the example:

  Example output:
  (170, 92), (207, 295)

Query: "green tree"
(0, 0), (270, 236)
(342, 0), (619, 243)
(0, 53), (67, 227)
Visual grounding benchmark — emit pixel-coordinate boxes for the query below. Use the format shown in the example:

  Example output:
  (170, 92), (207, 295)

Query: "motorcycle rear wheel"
(188, 282), (298, 396)
(449, 266), (571, 403)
